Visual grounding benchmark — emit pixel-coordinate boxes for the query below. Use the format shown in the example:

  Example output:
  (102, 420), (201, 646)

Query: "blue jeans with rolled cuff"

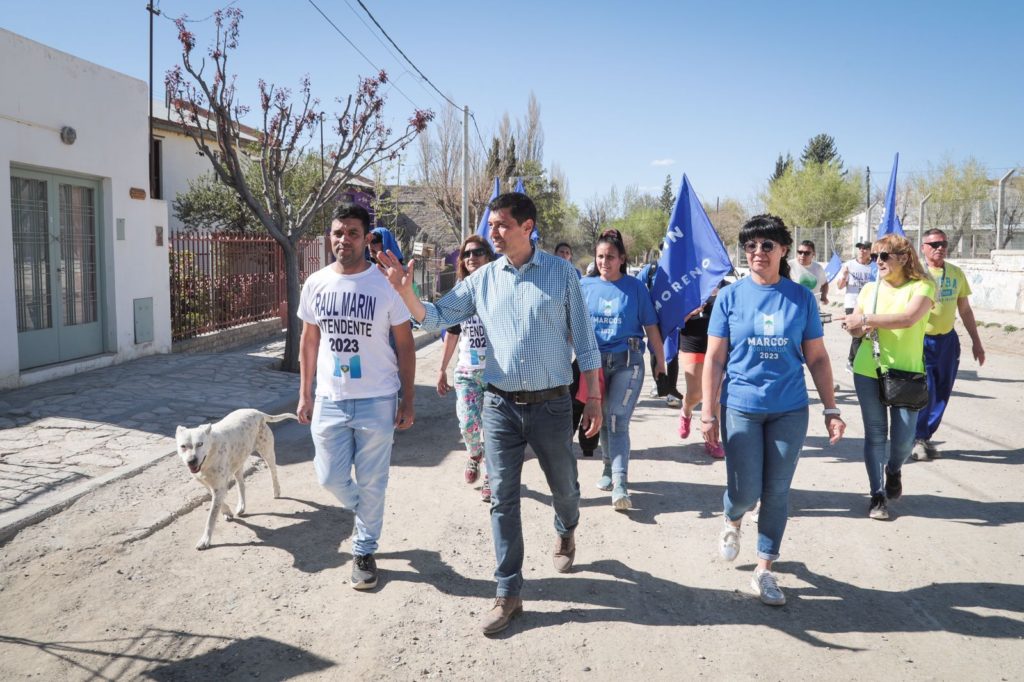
(721, 406), (808, 561)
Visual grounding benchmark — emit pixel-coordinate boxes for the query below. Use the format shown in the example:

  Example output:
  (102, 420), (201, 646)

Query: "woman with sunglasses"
(581, 229), (666, 510)
(436, 236), (495, 501)
(703, 214), (845, 606)
(844, 234), (935, 521)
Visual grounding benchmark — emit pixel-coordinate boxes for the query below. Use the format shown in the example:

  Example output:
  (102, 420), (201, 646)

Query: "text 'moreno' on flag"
(651, 173), (734, 357)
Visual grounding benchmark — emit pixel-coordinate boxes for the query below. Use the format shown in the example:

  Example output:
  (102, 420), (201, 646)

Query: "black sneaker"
(351, 554), (378, 590)
(868, 494), (889, 520)
(884, 468), (903, 500)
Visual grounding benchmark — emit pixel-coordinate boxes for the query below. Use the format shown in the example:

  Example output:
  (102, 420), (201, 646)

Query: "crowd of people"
(297, 193), (984, 634)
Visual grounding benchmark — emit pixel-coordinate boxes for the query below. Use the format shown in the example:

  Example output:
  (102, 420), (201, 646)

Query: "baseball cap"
(855, 241), (871, 248)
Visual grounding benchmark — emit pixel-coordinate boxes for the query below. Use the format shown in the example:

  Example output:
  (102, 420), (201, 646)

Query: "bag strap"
(869, 282), (884, 372)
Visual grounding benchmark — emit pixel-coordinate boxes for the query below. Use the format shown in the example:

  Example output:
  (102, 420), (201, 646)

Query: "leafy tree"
(703, 197), (748, 248)
(770, 153), (793, 184)
(912, 156), (990, 250)
(764, 161), (863, 230)
(801, 133), (843, 169)
(659, 174), (675, 215)
(165, 8), (432, 371)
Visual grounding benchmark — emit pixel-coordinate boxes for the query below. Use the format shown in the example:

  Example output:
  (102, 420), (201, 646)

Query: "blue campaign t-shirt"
(580, 275), (658, 353)
(707, 277), (823, 413)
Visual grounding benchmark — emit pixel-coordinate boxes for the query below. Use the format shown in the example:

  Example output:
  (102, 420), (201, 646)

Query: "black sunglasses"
(796, 249), (813, 256)
(923, 240), (948, 249)
(462, 247), (487, 259)
(743, 240), (777, 254)
(870, 252), (894, 262)
(369, 237), (382, 244)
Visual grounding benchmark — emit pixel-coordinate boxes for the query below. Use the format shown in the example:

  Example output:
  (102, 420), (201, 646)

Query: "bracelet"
(823, 408), (841, 417)
(701, 416), (718, 424)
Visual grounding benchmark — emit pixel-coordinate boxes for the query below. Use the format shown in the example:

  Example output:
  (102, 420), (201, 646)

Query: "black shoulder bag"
(868, 282), (929, 411)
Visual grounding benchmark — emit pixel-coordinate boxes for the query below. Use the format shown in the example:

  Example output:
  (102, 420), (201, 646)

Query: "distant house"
(386, 183), (461, 254)
(0, 29), (171, 388)
(149, 99), (261, 233)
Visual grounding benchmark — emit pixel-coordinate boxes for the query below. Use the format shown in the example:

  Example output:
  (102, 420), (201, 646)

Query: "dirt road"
(1, 320), (1022, 680)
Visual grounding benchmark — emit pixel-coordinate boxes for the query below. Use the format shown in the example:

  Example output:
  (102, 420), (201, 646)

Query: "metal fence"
(169, 232), (324, 342)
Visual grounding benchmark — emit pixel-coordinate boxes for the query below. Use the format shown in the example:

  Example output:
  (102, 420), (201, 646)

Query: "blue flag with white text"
(877, 153), (904, 238)
(476, 177), (501, 245)
(651, 174), (734, 358)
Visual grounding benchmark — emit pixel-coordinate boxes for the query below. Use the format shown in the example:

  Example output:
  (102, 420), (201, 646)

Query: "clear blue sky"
(4, 0), (1022, 208)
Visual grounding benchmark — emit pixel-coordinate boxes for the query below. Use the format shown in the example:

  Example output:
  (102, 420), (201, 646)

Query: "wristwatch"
(823, 408), (841, 417)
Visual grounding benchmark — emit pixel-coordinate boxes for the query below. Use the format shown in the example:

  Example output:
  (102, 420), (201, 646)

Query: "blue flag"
(825, 251), (843, 282)
(476, 177), (501, 245)
(651, 174), (734, 358)
(877, 153), (904, 238)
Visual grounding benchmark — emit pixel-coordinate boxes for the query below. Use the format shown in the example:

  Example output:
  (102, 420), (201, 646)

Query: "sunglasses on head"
(743, 240), (777, 254)
(462, 247), (487, 259)
(924, 240), (948, 249)
(870, 252), (896, 262)
(796, 249), (813, 256)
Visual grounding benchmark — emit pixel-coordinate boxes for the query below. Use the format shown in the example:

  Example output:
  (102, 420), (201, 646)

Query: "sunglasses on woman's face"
(870, 252), (893, 262)
(743, 240), (777, 254)
(462, 247), (487, 259)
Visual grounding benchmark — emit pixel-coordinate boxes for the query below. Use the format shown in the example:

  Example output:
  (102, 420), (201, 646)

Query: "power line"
(354, 0), (461, 111)
(305, 0), (421, 110)
(338, 0), (446, 110)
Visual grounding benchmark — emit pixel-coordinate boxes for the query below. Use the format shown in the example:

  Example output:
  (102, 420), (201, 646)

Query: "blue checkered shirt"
(421, 248), (600, 391)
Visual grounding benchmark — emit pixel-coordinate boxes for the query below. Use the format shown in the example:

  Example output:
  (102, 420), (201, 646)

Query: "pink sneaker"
(480, 475), (492, 503)
(705, 442), (725, 459)
(465, 458), (481, 484)
(678, 411), (692, 439)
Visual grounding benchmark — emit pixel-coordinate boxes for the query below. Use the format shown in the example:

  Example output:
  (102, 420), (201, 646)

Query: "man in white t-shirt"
(788, 240), (829, 306)
(297, 202), (415, 591)
(836, 241), (875, 365)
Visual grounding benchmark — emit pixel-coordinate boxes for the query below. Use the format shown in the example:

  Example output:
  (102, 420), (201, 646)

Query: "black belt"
(487, 384), (569, 404)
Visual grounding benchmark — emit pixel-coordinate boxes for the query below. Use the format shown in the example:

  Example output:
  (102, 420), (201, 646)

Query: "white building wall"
(152, 115), (216, 232)
(0, 29), (171, 388)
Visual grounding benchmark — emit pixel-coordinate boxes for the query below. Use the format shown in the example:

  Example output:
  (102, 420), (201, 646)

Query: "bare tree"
(415, 103), (489, 241)
(912, 157), (989, 253)
(516, 92), (544, 164)
(165, 8), (432, 371)
(579, 189), (618, 254)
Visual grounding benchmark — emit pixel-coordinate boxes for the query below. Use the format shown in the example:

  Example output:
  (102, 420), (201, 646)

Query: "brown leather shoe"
(481, 596), (523, 635)
(553, 531), (576, 573)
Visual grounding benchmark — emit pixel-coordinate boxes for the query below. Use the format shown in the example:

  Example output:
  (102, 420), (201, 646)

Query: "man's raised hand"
(376, 250), (416, 293)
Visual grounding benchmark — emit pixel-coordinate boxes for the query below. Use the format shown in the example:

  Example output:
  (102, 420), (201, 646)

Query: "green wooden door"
(11, 170), (104, 369)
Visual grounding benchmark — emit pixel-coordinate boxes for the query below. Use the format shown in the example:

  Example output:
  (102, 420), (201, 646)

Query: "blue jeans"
(721, 406), (809, 561)
(482, 390), (580, 597)
(311, 394), (397, 556)
(599, 349), (645, 477)
(854, 373), (919, 496)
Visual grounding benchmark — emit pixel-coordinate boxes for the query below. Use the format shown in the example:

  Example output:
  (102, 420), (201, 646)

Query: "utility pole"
(461, 105), (469, 240)
(146, 3), (161, 199)
(864, 166), (871, 241)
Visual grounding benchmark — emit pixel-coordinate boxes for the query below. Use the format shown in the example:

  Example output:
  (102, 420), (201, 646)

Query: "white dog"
(176, 409), (295, 550)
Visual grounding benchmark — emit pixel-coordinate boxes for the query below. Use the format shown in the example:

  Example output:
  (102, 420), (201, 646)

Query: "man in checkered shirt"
(378, 192), (602, 636)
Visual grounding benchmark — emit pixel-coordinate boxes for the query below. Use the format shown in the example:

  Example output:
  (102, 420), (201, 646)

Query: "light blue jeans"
(311, 394), (397, 556)
(854, 373), (920, 496)
(721, 406), (809, 561)
(599, 348), (645, 477)
(482, 390), (580, 597)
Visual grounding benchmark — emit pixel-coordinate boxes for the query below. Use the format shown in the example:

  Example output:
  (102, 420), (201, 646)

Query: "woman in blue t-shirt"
(580, 230), (666, 510)
(703, 215), (846, 606)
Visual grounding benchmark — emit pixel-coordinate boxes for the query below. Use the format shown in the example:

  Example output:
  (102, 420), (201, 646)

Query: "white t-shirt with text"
(297, 265), (411, 400)
(840, 259), (874, 309)
(455, 315), (488, 371)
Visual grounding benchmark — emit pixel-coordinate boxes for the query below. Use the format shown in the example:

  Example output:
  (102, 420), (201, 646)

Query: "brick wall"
(172, 318), (285, 354)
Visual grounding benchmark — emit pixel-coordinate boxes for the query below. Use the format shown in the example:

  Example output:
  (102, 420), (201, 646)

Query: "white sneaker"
(750, 502), (760, 523)
(719, 521), (741, 561)
(751, 569), (786, 606)
(912, 439), (930, 461)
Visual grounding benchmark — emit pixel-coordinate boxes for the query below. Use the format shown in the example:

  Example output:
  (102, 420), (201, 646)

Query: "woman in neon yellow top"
(844, 234), (935, 522)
